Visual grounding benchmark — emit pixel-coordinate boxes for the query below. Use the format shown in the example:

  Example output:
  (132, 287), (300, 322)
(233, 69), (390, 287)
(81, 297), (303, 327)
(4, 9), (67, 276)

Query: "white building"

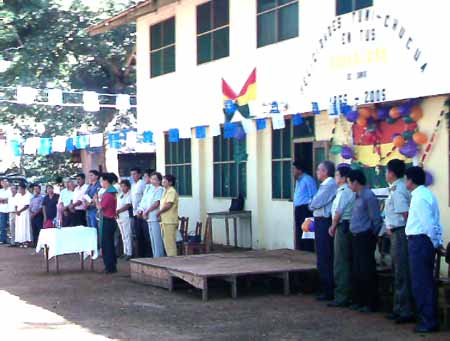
(90, 0), (450, 249)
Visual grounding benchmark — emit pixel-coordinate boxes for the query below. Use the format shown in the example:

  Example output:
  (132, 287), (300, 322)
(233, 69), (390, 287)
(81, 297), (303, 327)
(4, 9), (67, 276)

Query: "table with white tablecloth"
(35, 226), (98, 272)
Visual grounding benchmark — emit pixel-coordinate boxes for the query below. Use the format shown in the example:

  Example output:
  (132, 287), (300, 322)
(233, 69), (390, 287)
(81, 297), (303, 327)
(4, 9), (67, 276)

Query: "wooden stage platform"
(130, 249), (317, 301)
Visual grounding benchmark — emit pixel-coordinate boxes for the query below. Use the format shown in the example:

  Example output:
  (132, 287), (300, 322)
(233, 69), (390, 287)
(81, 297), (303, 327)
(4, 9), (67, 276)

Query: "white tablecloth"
(36, 226), (98, 260)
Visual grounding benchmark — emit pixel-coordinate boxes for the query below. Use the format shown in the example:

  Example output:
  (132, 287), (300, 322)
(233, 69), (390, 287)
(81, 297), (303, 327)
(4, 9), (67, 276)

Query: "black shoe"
(103, 269), (118, 274)
(349, 304), (362, 311)
(414, 325), (438, 333)
(316, 294), (333, 301)
(395, 315), (415, 324)
(386, 313), (399, 320)
(358, 306), (375, 313)
(8, 243), (18, 248)
(327, 300), (350, 308)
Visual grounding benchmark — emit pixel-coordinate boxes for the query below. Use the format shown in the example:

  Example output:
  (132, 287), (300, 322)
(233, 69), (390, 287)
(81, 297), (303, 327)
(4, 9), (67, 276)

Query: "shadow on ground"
(0, 246), (448, 340)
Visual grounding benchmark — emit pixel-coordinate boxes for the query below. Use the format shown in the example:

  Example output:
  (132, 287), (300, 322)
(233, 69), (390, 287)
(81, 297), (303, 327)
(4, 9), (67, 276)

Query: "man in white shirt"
(8, 185), (18, 246)
(133, 169), (154, 258)
(58, 180), (75, 226)
(405, 166), (442, 333)
(130, 168), (150, 257)
(0, 179), (12, 244)
(70, 173), (89, 226)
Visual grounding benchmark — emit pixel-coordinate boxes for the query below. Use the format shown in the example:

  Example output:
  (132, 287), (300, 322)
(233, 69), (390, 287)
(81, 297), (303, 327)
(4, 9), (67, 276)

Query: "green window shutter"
(278, 2), (298, 42)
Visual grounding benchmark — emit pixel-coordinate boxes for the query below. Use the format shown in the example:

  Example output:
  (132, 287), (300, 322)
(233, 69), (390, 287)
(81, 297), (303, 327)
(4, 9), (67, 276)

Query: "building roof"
(87, 0), (178, 36)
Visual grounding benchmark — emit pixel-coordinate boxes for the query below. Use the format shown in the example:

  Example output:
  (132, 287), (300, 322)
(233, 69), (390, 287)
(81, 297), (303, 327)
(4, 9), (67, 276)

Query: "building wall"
(135, 0), (450, 248)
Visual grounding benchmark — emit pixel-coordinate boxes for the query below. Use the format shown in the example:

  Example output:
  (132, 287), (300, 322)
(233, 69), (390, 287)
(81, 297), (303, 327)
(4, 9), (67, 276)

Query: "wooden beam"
(87, 0), (179, 36)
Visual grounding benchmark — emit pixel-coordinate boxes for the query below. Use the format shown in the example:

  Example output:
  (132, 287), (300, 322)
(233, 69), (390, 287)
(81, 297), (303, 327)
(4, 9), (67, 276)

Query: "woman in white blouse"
(143, 172), (165, 258)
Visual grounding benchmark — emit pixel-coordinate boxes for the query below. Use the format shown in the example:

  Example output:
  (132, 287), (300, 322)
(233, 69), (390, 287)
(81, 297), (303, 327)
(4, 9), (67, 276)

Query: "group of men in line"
(0, 167), (180, 261)
(293, 159), (443, 333)
(0, 180), (60, 247)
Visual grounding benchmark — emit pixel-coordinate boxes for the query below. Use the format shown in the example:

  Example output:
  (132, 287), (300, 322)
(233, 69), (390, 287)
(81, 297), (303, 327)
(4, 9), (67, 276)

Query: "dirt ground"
(0, 246), (448, 341)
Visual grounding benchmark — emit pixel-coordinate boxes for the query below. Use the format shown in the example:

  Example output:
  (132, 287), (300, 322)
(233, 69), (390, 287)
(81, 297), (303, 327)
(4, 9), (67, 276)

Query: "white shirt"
(137, 184), (154, 214)
(117, 192), (132, 220)
(144, 186), (164, 222)
(0, 188), (11, 213)
(72, 183), (89, 210)
(8, 193), (17, 213)
(131, 179), (146, 216)
(16, 191), (32, 211)
(58, 188), (74, 207)
(406, 185), (443, 248)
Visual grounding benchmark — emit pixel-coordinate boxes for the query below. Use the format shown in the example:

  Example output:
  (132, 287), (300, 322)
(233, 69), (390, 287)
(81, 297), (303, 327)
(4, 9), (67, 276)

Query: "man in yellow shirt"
(157, 174), (179, 257)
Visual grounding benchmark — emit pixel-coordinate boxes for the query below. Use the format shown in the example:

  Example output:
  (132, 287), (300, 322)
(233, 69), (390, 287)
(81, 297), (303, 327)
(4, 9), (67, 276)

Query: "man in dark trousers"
(405, 166), (442, 333)
(348, 169), (382, 313)
(309, 160), (338, 301)
(29, 184), (44, 247)
(384, 159), (414, 323)
(292, 161), (317, 252)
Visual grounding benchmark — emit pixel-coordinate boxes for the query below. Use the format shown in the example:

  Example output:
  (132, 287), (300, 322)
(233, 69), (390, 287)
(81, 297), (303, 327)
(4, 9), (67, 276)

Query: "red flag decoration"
(222, 68), (256, 121)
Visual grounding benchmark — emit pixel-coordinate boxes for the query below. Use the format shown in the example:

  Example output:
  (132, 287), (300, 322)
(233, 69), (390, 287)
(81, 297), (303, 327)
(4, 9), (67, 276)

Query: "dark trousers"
(31, 213), (44, 246)
(391, 227), (413, 317)
(352, 230), (378, 309)
(315, 217), (334, 298)
(408, 234), (438, 329)
(295, 205), (314, 252)
(102, 217), (118, 272)
(133, 217), (152, 258)
(73, 210), (87, 226)
(334, 221), (352, 304)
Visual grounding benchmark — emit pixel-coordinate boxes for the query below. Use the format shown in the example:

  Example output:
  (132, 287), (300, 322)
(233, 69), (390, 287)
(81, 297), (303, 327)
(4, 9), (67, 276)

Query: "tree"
(0, 0), (136, 182)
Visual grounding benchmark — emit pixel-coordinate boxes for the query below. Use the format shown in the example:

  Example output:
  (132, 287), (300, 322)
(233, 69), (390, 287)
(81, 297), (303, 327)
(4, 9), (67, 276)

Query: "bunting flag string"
(0, 86), (136, 111)
(0, 128), (156, 158)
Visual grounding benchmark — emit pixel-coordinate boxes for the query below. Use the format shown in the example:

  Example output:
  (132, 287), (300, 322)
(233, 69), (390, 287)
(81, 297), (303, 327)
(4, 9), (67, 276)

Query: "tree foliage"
(0, 0), (136, 182)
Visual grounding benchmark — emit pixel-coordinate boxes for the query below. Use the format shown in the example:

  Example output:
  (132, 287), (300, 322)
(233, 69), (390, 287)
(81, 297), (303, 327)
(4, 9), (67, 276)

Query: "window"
(336, 0), (373, 16)
(213, 129), (247, 198)
(197, 0), (229, 64)
(165, 136), (192, 196)
(150, 17), (175, 77)
(272, 119), (292, 199)
(257, 0), (299, 48)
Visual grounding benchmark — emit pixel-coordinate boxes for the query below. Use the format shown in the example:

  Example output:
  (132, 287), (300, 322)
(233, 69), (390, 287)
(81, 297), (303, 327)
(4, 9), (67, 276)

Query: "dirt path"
(0, 246), (447, 340)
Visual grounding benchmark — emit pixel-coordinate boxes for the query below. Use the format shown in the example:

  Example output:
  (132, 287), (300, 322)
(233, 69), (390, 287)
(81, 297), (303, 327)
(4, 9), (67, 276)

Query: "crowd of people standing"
(0, 167), (180, 274)
(293, 159), (444, 333)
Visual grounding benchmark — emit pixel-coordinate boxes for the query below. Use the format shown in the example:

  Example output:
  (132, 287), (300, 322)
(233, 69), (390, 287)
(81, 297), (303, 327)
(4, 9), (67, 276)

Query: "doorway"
(292, 140), (329, 250)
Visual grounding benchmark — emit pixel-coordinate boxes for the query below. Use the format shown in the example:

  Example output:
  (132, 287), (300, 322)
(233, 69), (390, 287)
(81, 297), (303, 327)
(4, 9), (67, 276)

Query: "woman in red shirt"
(95, 173), (118, 274)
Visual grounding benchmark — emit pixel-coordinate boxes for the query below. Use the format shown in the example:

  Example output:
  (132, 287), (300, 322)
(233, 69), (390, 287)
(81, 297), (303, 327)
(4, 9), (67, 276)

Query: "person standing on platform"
(85, 170), (101, 230)
(309, 161), (338, 301)
(327, 165), (355, 308)
(8, 185), (18, 247)
(384, 159), (414, 324)
(292, 161), (317, 252)
(29, 184), (44, 247)
(71, 173), (88, 226)
(58, 180), (75, 226)
(130, 168), (147, 257)
(158, 174), (179, 257)
(143, 172), (165, 258)
(42, 185), (59, 228)
(405, 166), (442, 333)
(0, 179), (12, 244)
(15, 183), (32, 247)
(116, 180), (133, 260)
(134, 169), (153, 258)
(348, 169), (382, 313)
(95, 173), (118, 274)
